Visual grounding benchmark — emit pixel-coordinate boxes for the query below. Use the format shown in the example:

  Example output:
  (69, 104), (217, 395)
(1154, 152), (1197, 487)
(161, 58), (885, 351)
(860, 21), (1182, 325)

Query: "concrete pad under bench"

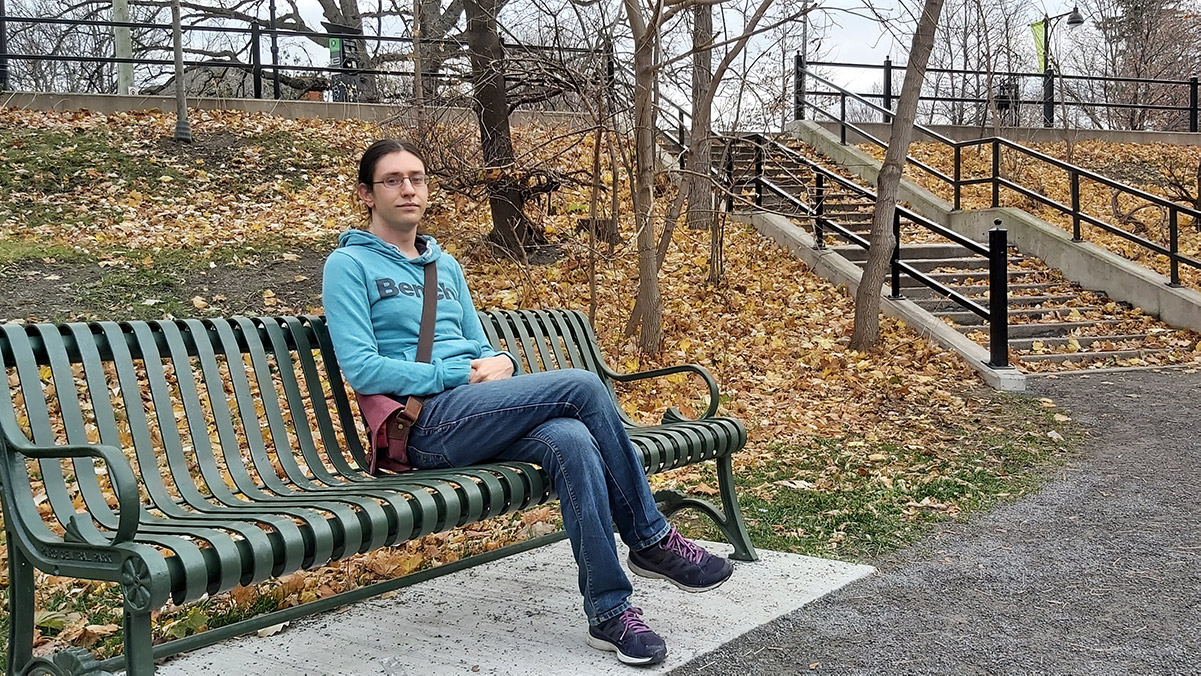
(156, 539), (874, 675)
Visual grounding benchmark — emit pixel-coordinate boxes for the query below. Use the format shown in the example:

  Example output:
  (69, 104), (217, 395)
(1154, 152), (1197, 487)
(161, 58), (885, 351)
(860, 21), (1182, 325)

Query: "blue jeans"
(405, 369), (672, 624)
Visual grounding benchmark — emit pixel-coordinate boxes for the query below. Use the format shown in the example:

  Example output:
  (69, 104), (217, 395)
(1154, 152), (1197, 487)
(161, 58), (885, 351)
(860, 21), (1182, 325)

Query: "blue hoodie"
(322, 229), (516, 397)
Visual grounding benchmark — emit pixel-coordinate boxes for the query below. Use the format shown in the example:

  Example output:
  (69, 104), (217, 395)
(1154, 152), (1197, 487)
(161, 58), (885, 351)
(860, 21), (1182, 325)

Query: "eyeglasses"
(372, 175), (428, 189)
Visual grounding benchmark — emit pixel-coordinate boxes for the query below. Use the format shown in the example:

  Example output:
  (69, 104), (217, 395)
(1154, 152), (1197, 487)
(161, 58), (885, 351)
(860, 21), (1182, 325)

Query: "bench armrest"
(12, 442), (141, 545)
(602, 363), (722, 422)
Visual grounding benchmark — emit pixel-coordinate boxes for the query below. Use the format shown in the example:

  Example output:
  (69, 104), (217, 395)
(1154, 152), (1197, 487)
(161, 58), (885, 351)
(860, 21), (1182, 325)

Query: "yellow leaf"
(191, 296), (209, 309)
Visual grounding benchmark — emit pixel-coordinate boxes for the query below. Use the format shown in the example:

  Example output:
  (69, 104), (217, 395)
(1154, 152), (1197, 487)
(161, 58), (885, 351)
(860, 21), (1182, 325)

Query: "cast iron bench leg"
(121, 560), (157, 676)
(7, 544), (35, 675)
(716, 455), (758, 562)
(653, 455), (759, 562)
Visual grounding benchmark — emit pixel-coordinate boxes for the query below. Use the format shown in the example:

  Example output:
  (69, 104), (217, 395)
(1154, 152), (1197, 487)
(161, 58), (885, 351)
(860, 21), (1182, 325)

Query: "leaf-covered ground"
(0, 108), (1082, 663)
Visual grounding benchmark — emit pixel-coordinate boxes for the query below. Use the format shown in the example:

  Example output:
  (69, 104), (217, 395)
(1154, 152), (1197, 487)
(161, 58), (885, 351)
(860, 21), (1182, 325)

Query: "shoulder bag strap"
(416, 261), (437, 363)
(394, 260), (438, 432)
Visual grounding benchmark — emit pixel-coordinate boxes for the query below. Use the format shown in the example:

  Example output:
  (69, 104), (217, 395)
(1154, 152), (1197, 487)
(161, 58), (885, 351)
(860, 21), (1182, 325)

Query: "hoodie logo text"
(376, 279), (459, 301)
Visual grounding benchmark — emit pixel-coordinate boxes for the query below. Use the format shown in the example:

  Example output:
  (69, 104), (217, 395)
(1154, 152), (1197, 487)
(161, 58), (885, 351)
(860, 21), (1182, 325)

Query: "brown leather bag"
(359, 260), (438, 475)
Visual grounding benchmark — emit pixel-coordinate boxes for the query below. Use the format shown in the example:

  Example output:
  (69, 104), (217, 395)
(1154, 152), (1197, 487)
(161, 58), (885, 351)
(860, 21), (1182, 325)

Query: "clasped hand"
(469, 355), (514, 383)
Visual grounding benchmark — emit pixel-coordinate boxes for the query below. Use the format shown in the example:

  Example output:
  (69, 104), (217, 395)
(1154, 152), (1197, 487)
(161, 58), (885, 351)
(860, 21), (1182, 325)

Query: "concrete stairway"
(729, 136), (1201, 373)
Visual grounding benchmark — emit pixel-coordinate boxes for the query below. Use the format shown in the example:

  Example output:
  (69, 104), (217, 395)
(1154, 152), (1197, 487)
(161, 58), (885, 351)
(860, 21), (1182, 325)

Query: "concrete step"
(904, 269), (1051, 285)
(832, 244), (979, 261)
(914, 294), (1081, 310)
(957, 319), (1129, 338)
(938, 306), (1104, 326)
(902, 282), (1061, 299)
(1019, 348), (1173, 364)
(858, 256), (993, 272)
(984, 334), (1155, 350)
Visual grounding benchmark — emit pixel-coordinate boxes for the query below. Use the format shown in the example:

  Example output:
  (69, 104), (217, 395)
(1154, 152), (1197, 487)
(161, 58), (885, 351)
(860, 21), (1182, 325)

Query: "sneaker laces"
(660, 528), (705, 564)
(615, 607), (652, 639)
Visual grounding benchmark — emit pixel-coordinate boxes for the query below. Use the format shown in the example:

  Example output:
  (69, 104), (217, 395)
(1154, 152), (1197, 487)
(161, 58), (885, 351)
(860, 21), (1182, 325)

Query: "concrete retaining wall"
(0, 91), (588, 127)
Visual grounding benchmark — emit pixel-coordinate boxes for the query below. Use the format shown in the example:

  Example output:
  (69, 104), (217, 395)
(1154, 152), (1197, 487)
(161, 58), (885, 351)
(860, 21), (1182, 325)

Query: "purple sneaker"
(587, 607), (667, 666)
(628, 528), (734, 592)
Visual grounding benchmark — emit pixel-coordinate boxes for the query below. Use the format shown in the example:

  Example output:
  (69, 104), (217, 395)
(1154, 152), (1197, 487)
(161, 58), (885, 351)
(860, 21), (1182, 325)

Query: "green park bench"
(0, 309), (756, 675)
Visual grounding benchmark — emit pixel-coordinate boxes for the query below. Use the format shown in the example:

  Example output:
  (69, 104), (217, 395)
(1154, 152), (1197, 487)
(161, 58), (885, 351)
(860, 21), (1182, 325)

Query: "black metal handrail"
(730, 132), (1010, 367)
(806, 89), (1191, 114)
(805, 58), (1201, 131)
(808, 59), (1198, 87)
(801, 68), (1201, 287)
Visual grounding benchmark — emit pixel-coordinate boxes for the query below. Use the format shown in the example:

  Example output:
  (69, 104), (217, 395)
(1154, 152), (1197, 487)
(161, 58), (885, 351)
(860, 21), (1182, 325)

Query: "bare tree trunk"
(685, 3), (713, 233)
(588, 122), (603, 324)
(850, 0), (946, 350)
(462, 0), (542, 256)
(621, 0), (662, 355)
(412, 0), (425, 129)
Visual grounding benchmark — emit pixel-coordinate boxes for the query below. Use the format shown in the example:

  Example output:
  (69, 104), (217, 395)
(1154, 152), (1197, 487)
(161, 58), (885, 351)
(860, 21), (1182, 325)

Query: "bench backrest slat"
(38, 324), (121, 533)
(258, 318), (334, 486)
(99, 321), (195, 513)
(206, 319), (285, 497)
(231, 317), (317, 490)
(130, 321), (238, 509)
(2, 310), (625, 535)
(304, 316), (371, 475)
(0, 326), (68, 544)
(279, 316), (364, 480)
(2, 324), (87, 535)
(157, 320), (242, 503)
(174, 318), (252, 501)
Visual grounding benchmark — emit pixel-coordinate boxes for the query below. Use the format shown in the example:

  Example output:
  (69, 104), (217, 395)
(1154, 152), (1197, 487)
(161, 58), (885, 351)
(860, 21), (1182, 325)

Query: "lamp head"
(1067, 6), (1084, 26)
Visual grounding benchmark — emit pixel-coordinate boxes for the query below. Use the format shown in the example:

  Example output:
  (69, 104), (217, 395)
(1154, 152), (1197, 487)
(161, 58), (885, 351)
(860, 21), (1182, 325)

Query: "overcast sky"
(278, 0), (1088, 95)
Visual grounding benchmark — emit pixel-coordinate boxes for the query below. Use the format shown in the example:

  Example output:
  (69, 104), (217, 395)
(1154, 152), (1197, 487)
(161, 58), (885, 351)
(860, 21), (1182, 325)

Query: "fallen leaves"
(0, 106), (1083, 664)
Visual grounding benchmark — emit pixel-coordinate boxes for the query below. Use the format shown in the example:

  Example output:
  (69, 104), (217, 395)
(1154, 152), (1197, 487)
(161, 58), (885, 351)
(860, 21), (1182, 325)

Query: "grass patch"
(0, 238), (93, 267)
(71, 239), (313, 320)
(672, 392), (1081, 561)
(0, 128), (186, 195)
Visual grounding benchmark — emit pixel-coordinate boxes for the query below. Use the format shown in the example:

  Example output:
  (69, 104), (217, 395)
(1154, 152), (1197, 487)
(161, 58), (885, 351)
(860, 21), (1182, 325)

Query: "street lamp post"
(1040, 6), (1084, 127)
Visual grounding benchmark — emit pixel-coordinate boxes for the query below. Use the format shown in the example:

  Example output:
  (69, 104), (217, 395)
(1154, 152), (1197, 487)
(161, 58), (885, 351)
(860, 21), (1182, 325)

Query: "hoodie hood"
(337, 229), (442, 265)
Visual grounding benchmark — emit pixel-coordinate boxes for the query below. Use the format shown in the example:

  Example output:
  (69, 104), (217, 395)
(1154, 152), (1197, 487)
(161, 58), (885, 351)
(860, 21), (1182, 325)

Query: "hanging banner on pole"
(1031, 20), (1047, 71)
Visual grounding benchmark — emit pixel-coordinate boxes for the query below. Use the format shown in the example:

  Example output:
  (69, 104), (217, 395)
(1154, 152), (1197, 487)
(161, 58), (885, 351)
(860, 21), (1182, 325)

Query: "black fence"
(0, 11), (602, 105)
(796, 58), (1201, 132)
(800, 68), (1201, 288)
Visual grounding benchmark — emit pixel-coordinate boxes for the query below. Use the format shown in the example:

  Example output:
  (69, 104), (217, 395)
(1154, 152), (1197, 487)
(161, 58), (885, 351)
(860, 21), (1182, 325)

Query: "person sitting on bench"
(321, 139), (735, 666)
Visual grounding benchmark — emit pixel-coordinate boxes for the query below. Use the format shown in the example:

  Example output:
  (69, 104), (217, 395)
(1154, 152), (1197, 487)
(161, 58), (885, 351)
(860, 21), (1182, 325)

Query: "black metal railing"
(800, 68), (1201, 288)
(0, 13), (600, 102)
(799, 58), (1201, 131)
(727, 133), (1011, 368)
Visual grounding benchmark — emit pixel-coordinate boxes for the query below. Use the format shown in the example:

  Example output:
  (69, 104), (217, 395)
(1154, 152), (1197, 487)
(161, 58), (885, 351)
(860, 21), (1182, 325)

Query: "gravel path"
(673, 368), (1201, 675)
